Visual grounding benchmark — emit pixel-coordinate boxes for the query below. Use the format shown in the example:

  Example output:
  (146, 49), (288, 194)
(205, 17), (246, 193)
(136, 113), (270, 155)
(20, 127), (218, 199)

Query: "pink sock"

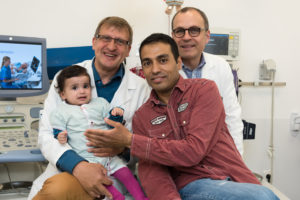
(105, 184), (125, 200)
(112, 167), (148, 200)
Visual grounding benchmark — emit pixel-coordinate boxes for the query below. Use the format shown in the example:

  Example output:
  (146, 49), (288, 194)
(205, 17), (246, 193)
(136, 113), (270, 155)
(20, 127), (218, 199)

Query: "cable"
(3, 163), (15, 189)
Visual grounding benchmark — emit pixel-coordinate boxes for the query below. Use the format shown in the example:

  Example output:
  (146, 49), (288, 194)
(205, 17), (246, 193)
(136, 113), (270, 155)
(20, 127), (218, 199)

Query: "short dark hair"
(139, 33), (179, 63)
(172, 7), (209, 31)
(55, 65), (91, 93)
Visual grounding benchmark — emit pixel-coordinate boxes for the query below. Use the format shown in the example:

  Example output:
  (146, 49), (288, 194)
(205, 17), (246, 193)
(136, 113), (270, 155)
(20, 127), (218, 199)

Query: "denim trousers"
(179, 178), (280, 200)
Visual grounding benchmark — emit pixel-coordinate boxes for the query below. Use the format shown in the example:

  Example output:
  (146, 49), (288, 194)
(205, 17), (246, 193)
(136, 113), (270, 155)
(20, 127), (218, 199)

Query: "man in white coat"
(29, 16), (150, 199)
(172, 7), (244, 155)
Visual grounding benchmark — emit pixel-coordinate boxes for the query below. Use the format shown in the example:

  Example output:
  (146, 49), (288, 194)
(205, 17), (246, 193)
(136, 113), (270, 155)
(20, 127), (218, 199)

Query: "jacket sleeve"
(138, 160), (181, 200)
(133, 113), (181, 200)
(131, 81), (224, 167)
(217, 59), (244, 155)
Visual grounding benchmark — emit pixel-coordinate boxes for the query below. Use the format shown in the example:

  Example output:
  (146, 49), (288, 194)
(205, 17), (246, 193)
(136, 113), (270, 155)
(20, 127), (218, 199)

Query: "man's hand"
(73, 161), (113, 199)
(87, 147), (124, 157)
(84, 118), (132, 149)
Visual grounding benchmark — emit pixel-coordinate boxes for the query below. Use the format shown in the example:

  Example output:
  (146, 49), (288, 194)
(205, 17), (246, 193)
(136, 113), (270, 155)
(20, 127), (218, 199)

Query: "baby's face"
(60, 75), (92, 106)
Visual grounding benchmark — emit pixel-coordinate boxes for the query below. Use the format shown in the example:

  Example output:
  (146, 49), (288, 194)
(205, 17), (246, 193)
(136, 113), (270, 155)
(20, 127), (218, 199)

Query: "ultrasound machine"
(0, 35), (49, 198)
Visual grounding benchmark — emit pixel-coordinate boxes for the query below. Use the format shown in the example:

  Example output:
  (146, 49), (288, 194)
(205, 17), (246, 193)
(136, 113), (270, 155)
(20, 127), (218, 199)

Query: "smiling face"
(141, 42), (181, 103)
(92, 24), (131, 74)
(172, 9), (210, 69)
(60, 75), (92, 106)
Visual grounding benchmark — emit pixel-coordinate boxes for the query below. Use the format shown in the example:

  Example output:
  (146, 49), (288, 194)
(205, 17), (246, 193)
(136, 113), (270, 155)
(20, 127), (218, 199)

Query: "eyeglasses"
(95, 34), (130, 46)
(173, 26), (206, 38)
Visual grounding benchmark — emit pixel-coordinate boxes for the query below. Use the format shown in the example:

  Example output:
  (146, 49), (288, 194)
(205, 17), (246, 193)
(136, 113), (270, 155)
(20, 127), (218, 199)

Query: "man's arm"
(218, 60), (244, 155)
(85, 81), (224, 167)
(85, 125), (180, 199)
(138, 160), (181, 200)
(72, 161), (113, 199)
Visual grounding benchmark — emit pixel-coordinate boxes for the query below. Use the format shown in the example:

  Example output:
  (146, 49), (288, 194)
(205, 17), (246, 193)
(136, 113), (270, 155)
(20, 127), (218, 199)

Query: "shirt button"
(162, 133), (166, 137)
(183, 121), (186, 124)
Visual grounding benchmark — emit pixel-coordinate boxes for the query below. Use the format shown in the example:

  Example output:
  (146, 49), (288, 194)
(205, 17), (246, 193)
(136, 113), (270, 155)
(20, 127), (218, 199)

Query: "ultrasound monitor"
(0, 35), (49, 99)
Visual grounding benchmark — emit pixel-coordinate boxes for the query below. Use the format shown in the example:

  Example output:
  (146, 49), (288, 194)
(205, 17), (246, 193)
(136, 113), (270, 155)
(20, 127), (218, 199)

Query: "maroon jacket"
(131, 77), (260, 200)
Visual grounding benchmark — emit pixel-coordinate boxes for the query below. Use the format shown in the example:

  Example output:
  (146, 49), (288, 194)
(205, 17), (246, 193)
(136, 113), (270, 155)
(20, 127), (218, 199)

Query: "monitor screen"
(204, 33), (229, 56)
(0, 35), (49, 99)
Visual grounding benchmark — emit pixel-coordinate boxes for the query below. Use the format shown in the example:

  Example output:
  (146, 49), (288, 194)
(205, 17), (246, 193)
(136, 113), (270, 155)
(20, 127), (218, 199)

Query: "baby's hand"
(111, 107), (124, 117)
(57, 130), (68, 144)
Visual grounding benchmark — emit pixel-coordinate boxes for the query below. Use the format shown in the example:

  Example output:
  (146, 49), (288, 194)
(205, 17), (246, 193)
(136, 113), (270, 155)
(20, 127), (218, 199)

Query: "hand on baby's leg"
(57, 130), (68, 144)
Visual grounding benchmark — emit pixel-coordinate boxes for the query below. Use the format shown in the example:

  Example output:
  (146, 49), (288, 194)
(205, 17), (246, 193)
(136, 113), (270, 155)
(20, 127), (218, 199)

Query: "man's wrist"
(126, 133), (133, 148)
(73, 161), (88, 177)
(56, 150), (86, 173)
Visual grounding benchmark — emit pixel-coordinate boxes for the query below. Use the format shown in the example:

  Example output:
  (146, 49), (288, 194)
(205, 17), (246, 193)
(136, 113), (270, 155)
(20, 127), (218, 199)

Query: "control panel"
(228, 32), (239, 60)
(0, 103), (42, 153)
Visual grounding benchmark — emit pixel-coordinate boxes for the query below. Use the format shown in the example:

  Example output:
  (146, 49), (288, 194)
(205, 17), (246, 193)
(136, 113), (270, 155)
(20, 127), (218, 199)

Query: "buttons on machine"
(228, 33), (239, 58)
(0, 110), (38, 152)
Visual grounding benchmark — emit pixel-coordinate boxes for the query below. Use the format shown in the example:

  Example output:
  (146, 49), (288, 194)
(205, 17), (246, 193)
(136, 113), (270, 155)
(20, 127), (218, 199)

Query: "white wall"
(1, 0), (300, 199)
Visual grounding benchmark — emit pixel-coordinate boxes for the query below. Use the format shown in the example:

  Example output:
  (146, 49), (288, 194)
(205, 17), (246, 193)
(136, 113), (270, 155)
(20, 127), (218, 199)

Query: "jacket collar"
(149, 76), (186, 105)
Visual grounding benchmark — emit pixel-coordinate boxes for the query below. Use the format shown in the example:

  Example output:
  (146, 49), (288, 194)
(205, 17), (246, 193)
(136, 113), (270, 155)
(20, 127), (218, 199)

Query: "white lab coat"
(179, 52), (244, 155)
(28, 59), (151, 199)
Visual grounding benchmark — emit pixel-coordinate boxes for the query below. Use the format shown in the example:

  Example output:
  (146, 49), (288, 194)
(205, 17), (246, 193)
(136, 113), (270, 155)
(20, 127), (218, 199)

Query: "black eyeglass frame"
(95, 34), (130, 46)
(172, 26), (207, 38)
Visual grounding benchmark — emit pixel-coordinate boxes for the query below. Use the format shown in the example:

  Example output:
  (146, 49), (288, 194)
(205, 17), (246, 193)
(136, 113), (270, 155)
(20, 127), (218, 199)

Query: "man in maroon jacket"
(85, 33), (279, 200)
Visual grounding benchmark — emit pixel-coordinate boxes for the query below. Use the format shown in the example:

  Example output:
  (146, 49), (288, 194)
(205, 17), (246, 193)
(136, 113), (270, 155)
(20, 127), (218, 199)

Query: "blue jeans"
(179, 178), (279, 200)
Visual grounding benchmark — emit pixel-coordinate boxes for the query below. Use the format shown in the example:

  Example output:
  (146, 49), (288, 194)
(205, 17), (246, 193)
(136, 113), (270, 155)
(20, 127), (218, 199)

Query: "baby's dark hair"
(55, 65), (91, 93)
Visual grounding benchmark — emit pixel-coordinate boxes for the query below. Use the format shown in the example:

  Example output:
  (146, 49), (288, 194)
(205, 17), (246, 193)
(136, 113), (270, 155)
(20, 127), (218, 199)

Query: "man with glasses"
(29, 16), (150, 200)
(172, 7), (244, 156)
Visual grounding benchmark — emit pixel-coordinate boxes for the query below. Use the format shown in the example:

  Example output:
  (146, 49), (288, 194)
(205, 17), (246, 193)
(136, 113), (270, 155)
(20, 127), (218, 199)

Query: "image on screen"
(0, 42), (42, 90)
(204, 34), (229, 55)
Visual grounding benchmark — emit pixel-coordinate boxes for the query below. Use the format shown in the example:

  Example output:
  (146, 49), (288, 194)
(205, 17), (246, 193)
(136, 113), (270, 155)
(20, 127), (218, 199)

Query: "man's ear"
(92, 37), (97, 50)
(125, 45), (131, 57)
(205, 30), (211, 45)
(177, 56), (182, 70)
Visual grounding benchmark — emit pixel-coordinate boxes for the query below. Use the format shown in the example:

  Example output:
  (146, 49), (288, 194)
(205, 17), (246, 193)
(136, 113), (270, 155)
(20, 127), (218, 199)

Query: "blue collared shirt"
(56, 60), (124, 174)
(182, 54), (206, 79)
(92, 60), (124, 103)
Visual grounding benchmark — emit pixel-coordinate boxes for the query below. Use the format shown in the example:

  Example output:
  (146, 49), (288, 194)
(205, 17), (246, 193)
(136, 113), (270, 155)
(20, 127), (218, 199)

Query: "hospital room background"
(0, 0), (299, 199)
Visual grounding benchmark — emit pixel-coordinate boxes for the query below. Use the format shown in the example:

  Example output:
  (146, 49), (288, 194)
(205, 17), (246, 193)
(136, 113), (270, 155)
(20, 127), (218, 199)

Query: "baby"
(50, 65), (148, 200)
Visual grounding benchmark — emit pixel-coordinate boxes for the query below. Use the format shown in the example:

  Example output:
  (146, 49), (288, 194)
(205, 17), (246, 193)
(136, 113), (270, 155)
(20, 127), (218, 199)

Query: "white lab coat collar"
(84, 58), (138, 108)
